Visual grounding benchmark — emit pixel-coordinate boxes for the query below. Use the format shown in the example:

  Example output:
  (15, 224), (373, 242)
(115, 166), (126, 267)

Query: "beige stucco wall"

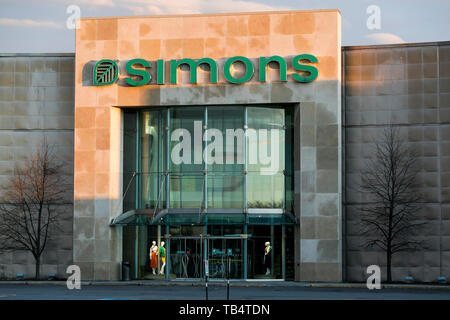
(74, 10), (342, 281)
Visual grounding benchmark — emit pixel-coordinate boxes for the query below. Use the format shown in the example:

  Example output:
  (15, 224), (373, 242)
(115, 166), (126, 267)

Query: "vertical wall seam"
(437, 44), (442, 276)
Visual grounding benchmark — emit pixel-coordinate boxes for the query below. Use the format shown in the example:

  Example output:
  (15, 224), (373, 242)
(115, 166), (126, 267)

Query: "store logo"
(92, 54), (318, 86)
(93, 59), (119, 85)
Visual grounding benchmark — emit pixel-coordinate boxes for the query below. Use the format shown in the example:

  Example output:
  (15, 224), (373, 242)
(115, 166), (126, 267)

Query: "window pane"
(141, 173), (166, 209)
(169, 174), (203, 208)
(207, 173), (244, 208)
(123, 111), (137, 212)
(206, 106), (244, 172)
(246, 107), (285, 174)
(206, 106), (245, 208)
(169, 107), (204, 174)
(246, 107), (285, 208)
(169, 107), (205, 208)
(247, 173), (284, 208)
(247, 107), (284, 129)
(140, 110), (164, 209)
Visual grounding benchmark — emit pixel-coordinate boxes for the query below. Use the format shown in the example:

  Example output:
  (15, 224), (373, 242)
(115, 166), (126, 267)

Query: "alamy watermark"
(66, 5), (81, 30)
(366, 265), (381, 290)
(366, 5), (381, 30)
(171, 121), (281, 175)
(66, 265), (81, 290)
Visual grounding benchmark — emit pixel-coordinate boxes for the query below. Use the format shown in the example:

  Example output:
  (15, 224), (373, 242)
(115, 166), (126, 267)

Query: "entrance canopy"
(110, 208), (297, 226)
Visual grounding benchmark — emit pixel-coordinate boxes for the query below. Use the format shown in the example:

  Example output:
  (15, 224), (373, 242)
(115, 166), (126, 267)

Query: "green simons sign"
(93, 54), (318, 86)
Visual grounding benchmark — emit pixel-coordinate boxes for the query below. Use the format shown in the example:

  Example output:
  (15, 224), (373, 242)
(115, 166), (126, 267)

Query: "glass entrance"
(125, 224), (294, 280)
(170, 237), (203, 279)
(167, 236), (244, 279)
(207, 237), (243, 279)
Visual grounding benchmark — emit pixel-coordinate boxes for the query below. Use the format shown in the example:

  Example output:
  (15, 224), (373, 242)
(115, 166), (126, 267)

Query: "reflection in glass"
(207, 174), (244, 208)
(170, 175), (204, 208)
(246, 107), (286, 209)
(123, 111), (137, 212)
(247, 173), (284, 208)
(140, 110), (165, 209)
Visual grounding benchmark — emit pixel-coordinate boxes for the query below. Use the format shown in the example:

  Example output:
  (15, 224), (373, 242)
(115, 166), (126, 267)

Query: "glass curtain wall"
(128, 105), (292, 212)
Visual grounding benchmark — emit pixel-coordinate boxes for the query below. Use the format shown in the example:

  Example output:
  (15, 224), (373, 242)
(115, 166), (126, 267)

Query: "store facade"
(73, 10), (342, 280)
(2, 10), (448, 283)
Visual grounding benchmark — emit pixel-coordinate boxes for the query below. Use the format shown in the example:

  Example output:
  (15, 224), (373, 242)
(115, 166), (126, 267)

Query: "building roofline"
(78, 9), (341, 21)
(343, 40), (450, 50)
(0, 53), (75, 57)
(1, 41), (449, 57)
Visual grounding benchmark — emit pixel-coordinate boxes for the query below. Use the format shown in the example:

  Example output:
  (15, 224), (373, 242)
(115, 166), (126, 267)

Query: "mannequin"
(159, 241), (166, 275)
(149, 241), (158, 275)
(264, 241), (272, 276)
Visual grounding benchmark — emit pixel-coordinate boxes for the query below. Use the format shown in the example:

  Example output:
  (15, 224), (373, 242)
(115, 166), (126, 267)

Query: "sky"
(0, 0), (449, 53)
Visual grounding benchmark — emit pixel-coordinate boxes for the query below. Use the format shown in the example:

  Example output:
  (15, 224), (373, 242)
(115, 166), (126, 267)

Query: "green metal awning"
(110, 208), (297, 226)
(247, 213), (296, 225)
(109, 209), (156, 226)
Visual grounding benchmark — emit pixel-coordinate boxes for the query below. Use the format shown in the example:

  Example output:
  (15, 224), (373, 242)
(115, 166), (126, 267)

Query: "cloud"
(364, 33), (406, 45)
(124, 0), (288, 15)
(14, 0), (116, 7)
(75, 0), (115, 7)
(0, 18), (62, 28)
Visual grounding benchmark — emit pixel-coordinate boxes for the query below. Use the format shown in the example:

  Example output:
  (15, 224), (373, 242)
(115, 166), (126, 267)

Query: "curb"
(0, 281), (276, 287)
(1, 280), (450, 290)
(309, 283), (450, 291)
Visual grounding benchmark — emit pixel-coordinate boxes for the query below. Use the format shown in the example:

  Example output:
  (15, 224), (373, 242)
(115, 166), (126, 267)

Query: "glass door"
(207, 237), (243, 279)
(169, 237), (203, 279)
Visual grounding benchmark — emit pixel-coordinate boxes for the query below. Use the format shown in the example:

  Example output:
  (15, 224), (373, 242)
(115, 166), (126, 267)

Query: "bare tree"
(359, 125), (424, 283)
(0, 142), (66, 279)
